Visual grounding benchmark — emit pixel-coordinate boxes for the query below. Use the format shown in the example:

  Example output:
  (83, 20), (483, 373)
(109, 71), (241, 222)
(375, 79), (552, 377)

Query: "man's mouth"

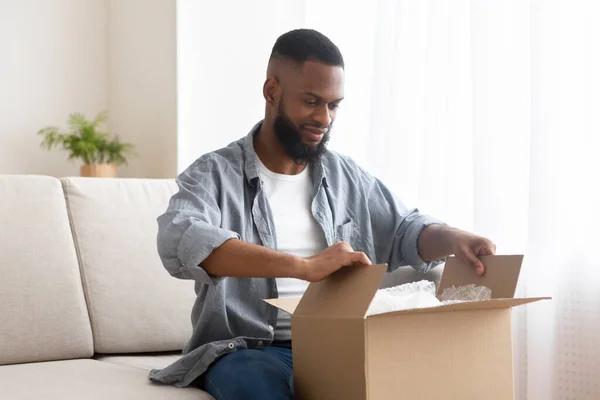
(301, 127), (326, 141)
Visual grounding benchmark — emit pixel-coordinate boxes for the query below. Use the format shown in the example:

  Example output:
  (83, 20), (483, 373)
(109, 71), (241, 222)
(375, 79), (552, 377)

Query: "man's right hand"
(298, 242), (372, 282)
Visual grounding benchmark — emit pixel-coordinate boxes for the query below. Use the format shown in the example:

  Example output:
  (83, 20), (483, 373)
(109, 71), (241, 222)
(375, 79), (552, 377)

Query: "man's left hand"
(447, 228), (496, 276)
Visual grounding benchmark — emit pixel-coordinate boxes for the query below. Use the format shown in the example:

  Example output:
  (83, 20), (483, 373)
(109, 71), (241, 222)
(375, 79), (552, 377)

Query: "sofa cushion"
(0, 359), (213, 399)
(61, 178), (195, 353)
(0, 175), (93, 365)
(95, 352), (183, 370)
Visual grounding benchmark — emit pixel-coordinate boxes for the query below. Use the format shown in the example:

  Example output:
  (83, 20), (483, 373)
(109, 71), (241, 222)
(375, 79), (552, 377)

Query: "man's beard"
(273, 101), (331, 165)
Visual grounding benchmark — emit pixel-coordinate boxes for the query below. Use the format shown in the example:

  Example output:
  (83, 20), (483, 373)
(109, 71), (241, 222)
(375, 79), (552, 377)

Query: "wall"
(175, 0), (378, 173)
(0, 0), (108, 177)
(0, 0), (177, 178)
(108, 0), (177, 178)
(176, 0), (307, 172)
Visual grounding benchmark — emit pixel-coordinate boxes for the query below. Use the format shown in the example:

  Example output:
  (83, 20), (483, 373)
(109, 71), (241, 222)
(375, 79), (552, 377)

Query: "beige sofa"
(0, 175), (442, 399)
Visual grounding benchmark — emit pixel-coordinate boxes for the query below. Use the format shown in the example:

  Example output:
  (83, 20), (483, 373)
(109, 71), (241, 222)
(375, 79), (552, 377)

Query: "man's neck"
(254, 123), (307, 175)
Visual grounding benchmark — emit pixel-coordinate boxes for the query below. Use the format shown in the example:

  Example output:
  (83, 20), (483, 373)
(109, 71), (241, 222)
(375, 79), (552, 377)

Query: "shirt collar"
(242, 120), (329, 188)
(242, 121), (262, 185)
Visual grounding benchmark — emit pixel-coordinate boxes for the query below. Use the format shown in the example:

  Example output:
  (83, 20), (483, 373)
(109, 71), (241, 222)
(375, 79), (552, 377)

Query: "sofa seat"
(94, 352), (183, 371)
(0, 359), (213, 400)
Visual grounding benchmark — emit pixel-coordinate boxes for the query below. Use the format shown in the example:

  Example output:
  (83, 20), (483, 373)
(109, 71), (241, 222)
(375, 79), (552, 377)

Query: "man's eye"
(304, 100), (317, 105)
(329, 103), (340, 110)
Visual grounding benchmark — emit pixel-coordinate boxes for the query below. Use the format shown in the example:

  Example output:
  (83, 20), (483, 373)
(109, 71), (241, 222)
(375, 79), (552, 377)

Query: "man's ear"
(263, 76), (279, 105)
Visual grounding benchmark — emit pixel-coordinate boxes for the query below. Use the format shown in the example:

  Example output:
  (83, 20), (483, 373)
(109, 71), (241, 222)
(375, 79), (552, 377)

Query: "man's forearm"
(417, 224), (455, 262)
(201, 239), (305, 279)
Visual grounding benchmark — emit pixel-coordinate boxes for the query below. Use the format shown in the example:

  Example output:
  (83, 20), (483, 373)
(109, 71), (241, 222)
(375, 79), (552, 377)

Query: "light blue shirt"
(149, 121), (444, 387)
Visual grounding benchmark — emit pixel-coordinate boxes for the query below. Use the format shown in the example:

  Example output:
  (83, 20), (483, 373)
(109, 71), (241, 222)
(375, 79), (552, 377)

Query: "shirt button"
(257, 341), (264, 347)
(268, 325), (274, 331)
(227, 343), (235, 349)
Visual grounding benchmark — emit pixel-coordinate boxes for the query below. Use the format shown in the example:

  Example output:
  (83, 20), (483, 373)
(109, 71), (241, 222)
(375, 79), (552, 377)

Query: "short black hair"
(270, 29), (344, 69)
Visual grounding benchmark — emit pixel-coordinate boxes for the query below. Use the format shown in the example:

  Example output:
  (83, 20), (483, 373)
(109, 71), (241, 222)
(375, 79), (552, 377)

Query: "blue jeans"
(201, 344), (294, 400)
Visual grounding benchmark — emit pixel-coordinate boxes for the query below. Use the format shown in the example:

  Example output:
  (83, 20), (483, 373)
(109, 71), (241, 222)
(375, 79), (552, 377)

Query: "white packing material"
(366, 280), (442, 316)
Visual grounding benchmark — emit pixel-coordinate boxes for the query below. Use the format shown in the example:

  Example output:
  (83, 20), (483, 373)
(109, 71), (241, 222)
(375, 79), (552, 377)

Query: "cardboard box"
(264, 255), (550, 400)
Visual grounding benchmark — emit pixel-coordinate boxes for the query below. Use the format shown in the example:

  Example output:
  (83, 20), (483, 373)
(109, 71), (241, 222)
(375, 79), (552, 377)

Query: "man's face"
(273, 60), (345, 164)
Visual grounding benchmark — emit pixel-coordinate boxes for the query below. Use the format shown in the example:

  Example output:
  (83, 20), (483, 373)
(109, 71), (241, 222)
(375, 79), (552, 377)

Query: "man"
(150, 29), (496, 399)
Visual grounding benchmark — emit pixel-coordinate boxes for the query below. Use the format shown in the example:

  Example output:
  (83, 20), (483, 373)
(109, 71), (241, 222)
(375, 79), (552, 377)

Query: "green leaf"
(92, 111), (108, 128)
(37, 111), (135, 166)
(67, 113), (88, 133)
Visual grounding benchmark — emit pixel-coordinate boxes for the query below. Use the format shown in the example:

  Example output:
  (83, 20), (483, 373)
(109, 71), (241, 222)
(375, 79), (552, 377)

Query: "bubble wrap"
(438, 284), (492, 302)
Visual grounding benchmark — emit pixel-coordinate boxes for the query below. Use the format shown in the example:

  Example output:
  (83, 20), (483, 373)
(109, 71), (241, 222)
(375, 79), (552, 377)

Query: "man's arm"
(203, 239), (371, 282)
(416, 224), (454, 262)
(367, 176), (495, 275)
(158, 158), (371, 286)
(367, 176), (445, 273)
(201, 239), (302, 279)
(418, 224), (496, 275)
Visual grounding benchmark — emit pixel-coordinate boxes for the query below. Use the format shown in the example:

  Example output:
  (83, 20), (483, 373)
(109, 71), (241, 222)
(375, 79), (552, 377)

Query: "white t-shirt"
(257, 158), (327, 341)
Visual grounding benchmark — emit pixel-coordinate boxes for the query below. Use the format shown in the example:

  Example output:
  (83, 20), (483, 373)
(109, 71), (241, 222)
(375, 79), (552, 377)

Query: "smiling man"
(150, 29), (496, 399)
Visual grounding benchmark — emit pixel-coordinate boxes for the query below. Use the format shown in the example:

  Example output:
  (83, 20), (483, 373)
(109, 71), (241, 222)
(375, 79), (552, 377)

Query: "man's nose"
(313, 105), (332, 128)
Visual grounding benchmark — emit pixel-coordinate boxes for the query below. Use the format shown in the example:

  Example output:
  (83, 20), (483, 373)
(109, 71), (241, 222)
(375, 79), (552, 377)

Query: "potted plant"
(37, 111), (135, 178)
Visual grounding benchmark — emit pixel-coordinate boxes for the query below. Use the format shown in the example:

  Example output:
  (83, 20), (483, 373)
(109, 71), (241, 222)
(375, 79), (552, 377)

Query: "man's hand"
(202, 239), (370, 281)
(418, 225), (496, 276)
(298, 242), (372, 282)
(447, 228), (496, 276)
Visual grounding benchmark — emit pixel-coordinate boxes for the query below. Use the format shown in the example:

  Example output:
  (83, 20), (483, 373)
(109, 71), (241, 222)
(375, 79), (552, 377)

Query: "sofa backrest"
(61, 177), (195, 354)
(0, 176), (94, 365)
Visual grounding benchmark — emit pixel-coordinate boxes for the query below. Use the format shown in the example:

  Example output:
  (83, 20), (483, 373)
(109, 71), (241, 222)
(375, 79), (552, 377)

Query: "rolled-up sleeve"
(368, 177), (445, 273)
(157, 158), (240, 286)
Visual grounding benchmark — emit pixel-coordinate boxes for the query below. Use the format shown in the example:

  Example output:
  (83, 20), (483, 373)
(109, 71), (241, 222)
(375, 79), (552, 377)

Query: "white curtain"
(325, 1), (600, 398)
(177, 0), (600, 397)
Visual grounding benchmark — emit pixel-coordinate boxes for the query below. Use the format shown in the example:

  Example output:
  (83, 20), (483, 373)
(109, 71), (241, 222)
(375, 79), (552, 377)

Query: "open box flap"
(437, 254), (524, 299)
(294, 264), (387, 317)
(367, 296), (551, 318)
(264, 264), (387, 317)
(263, 297), (300, 314)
